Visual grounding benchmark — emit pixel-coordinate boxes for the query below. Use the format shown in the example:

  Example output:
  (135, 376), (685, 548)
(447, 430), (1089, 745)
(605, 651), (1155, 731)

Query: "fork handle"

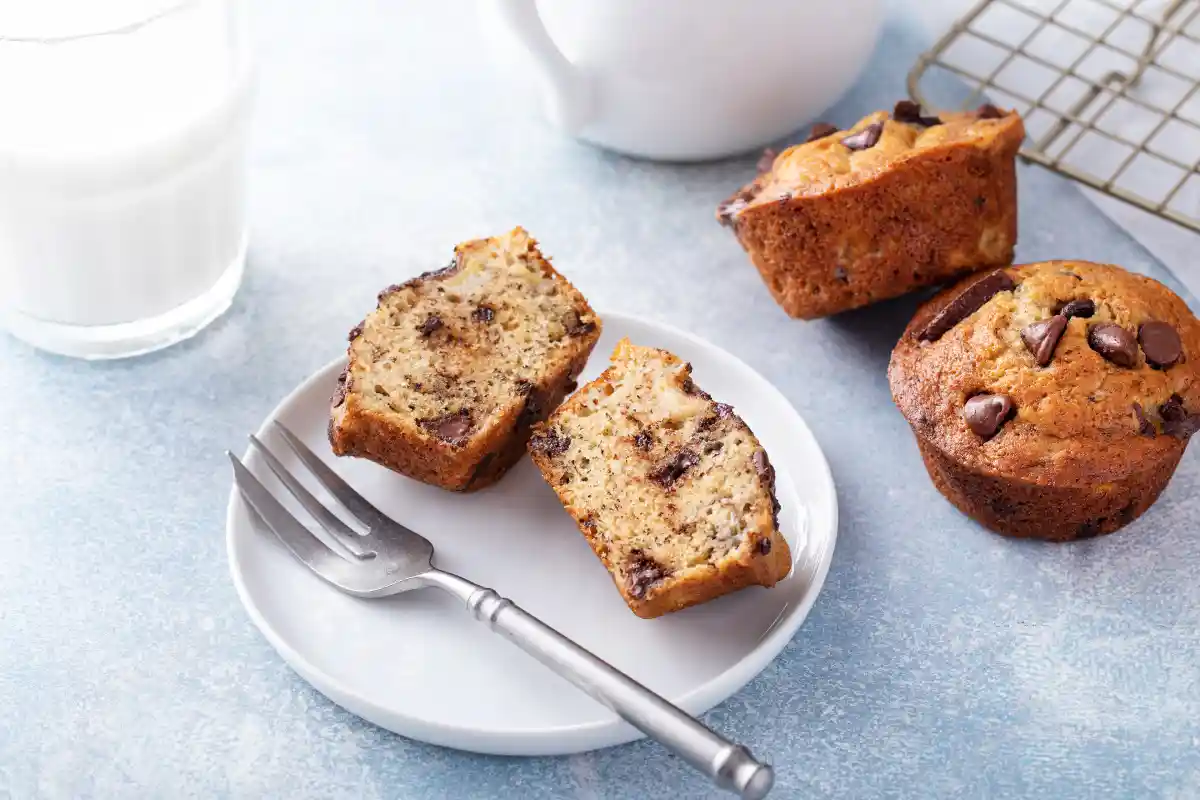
(419, 570), (774, 799)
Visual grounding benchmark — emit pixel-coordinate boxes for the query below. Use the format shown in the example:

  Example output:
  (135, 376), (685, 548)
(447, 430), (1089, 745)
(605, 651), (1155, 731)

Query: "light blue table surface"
(3, 3), (1198, 798)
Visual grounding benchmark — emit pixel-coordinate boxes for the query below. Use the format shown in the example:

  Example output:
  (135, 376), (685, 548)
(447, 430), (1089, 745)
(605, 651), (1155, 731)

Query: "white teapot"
(482, 0), (883, 162)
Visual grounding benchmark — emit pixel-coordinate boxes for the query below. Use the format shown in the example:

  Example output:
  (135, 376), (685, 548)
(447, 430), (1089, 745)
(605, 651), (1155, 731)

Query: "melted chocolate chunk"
(1021, 315), (1068, 367)
(625, 551), (669, 599)
(471, 305), (495, 324)
(806, 122), (839, 143)
(516, 387), (545, 428)
(834, 266), (849, 283)
(1138, 321), (1182, 369)
(1160, 394), (1199, 439)
(1133, 403), (1155, 437)
(347, 321), (365, 342)
(529, 428), (571, 456)
(714, 403), (734, 419)
(752, 449), (782, 527)
(977, 104), (1005, 119)
(564, 312), (596, 337)
(563, 379), (578, 394)
(756, 148), (778, 174)
(1057, 299), (1095, 319)
(964, 394), (1015, 440)
(420, 409), (472, 445)
(840, 122), (884, 151)
(1088, 323), (1138, 368)
(916, 270), (1016, 341)
(893, 100), (942, 127)
(418, 314), (443, 337)
(331, 368), (349, 408)
(633, 430), (654, 450)
(651, 448), (699, 488)
(680, 376), (713, 401)
(758, 537), (773, 556)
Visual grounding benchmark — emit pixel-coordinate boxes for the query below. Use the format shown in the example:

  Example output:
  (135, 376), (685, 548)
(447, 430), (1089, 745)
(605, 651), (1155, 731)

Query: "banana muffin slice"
(528, 339), (791, 618)
(330, 227), (601, 491)
(718, 101), (1024, 319)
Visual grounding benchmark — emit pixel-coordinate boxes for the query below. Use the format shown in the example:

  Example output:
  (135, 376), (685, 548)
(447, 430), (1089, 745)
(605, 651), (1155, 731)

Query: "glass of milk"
(0, 0), (253, 359)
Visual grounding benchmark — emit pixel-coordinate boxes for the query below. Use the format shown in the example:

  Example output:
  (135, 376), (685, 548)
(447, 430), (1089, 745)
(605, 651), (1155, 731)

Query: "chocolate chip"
(347, 320), (365, 342)
(418, 314), (443, 337)
(563, 379), (578, 394)
(651, 448), (699, 488)
(514, 379), (534, 396)
(1088, 323), (1138, 368)
(681, 376), (713, 401)
(377, 284), (404, 304)
(580, 516), (597, 532)
(752, 449), (774, 482)
(420, 257), (462, 281)
(633, 431), (654, 450)
(1021, 315), (1068, 367)
(1133, 403), (1155, 436)
(1138, 321), (1182, 369)
(626, 551), (669, 599)
(834, 266), (849, 283)
(714, 403), (734, 418)
(916, 270), (1016, 341)
(806, 122), (838, 143)
(1160, 394), (1199, 438)
(564, 312), (596, 337)
(964, 394), (1015, 440)
(977, 104), (1005, 119)
(758, 537), (772, 556)
(420, 409), (472, 445)
(893, 100), (941, 126)
(332, 368), (349, 408)
(974, 196), (986, 209)
(516, 389), (544, 428)
(529, 428), (571, 456)
(840, 122), (884, 151)
(1057, 299), (1095, 319)
(756, 148), (777, 173)
(471, 305), (495, 324)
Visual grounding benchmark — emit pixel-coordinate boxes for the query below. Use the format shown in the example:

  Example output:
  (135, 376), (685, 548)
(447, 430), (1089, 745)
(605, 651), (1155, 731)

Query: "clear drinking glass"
(0, 0), (253, 359)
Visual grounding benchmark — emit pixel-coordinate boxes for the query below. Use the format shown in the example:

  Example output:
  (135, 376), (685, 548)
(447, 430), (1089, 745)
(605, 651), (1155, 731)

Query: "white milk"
(0, 0), (253, 358)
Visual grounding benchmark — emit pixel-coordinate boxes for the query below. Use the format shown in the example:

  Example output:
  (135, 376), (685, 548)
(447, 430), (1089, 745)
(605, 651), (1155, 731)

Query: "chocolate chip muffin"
(528, 339), (791, 618)
(889, 261), (1200, 541)
(718, 101), (1024, 319)
(329, 227), (601, 491)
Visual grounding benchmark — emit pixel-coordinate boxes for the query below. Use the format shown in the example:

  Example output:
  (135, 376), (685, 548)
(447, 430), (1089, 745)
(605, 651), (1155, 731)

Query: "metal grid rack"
(908, 0), (1200, 233)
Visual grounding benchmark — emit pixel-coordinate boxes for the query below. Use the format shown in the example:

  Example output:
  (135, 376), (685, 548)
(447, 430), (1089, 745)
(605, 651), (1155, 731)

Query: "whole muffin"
(889, 261), (1200, 541)
(717, 101), (1024, 319)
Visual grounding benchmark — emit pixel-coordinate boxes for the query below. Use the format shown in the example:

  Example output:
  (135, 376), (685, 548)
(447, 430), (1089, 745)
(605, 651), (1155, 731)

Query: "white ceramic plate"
(226, 311), (837, 756)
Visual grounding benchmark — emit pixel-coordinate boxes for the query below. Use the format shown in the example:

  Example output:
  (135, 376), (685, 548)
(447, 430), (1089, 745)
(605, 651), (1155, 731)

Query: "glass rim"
(0, 0), (207, 44)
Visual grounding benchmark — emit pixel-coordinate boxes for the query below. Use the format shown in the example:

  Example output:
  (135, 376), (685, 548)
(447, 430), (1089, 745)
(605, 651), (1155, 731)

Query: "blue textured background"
(2, 3), (1198, 798)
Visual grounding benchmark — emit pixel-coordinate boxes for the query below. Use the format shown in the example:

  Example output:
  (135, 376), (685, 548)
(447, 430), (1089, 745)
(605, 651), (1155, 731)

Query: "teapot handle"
(491, 0), (593, 134)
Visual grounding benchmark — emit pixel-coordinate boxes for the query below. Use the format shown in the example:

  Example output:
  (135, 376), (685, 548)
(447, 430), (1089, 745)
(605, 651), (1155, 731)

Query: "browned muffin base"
(915, 436), (1183, 541)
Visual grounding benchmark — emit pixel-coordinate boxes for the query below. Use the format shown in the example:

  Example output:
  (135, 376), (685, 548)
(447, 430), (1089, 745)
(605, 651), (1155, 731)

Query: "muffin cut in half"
(718, 101), (1024, 319)
(527, 339), (791, 618)
(889, 261), (1200, 541)
(329, 227), (601, 491)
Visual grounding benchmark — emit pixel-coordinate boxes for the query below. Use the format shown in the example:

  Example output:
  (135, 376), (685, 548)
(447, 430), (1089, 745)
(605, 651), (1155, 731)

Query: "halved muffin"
(528, 339), (791, 618)
(329, 227), (601, 491)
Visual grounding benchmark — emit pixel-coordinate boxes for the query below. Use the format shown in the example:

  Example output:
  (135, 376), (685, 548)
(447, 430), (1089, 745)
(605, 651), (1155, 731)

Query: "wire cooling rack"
(908, 0), (1200, 233)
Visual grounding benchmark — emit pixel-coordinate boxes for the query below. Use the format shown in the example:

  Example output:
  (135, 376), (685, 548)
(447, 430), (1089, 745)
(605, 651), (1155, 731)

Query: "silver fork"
(228, 421), (774, 799)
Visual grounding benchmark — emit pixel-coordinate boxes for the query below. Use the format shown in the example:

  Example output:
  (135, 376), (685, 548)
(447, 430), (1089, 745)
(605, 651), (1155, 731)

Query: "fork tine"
(272, 422), (386, 524)
(228, 452), (344, 570)
(247, 435), (369, 561)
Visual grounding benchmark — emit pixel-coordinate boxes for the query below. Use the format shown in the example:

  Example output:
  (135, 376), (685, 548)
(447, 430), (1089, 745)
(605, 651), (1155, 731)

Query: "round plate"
(226, 311), (837, 756)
